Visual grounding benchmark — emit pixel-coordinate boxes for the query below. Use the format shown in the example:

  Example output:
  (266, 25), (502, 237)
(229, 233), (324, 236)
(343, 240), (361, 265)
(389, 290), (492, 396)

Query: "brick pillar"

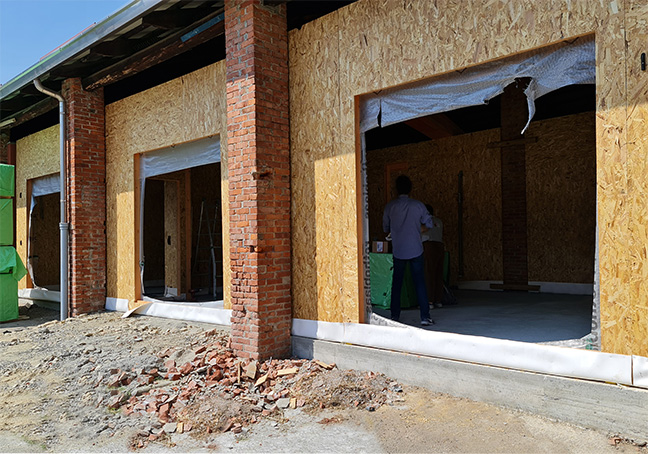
(500, 80), (529, 287)
(62, 78), (107, 315)
(225, 0), (291, 359)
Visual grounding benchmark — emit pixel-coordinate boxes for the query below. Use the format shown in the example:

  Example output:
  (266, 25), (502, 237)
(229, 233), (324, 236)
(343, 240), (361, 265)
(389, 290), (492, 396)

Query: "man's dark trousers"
(391, 253), (430, 322)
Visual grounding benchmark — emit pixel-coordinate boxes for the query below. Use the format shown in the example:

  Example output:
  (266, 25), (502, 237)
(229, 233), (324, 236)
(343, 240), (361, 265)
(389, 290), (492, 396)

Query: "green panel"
(369, 253), (417, 310)
(0, 165), (15, 198)
(0, 274), (19, 322)
(0, 198), (13, 246)
(0, 246), (26, 280)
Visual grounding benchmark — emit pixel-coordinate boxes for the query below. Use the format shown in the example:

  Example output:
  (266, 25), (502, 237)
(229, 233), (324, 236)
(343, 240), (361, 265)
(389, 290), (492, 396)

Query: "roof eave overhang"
(0, 0), (166, 101)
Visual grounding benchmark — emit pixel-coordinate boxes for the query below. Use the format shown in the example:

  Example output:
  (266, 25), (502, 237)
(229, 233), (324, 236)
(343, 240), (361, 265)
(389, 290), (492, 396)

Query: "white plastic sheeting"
(28, 173), (61, 285)
(360, 36), (594, 134)
(292, 319), (641, 387)
(105, 297), (232, 326)
(30, 173), (60, 210)
(138, 136), (221, 293)
(633, 356), (648, 388)
(140, 136), (220, 180)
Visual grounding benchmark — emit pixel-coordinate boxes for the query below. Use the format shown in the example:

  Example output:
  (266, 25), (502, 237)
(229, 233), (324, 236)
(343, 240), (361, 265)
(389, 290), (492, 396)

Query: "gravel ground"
(0, 303), (644, 453)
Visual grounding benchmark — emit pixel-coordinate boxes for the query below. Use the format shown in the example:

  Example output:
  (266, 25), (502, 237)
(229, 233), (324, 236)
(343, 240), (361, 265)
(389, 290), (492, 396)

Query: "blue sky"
(0, 0), (130, 85)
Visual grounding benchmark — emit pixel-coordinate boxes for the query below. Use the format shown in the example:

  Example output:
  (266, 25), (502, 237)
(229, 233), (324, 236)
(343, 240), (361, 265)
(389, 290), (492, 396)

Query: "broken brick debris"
(111, 330), (403, 445)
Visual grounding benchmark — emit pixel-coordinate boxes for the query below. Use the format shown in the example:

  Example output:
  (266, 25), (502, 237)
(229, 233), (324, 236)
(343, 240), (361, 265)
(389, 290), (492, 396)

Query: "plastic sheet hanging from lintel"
(138, 136), (221, 294)
(360, 36), (595, 134)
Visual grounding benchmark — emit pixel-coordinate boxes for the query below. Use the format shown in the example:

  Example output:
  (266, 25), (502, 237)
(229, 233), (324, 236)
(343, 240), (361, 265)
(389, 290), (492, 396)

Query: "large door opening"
(138, 137), (223, 303)
(360, 37), (598, 348)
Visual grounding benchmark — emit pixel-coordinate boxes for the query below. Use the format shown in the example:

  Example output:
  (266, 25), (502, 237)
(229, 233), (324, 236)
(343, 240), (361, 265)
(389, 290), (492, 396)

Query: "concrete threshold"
(292, 336), (648, 440)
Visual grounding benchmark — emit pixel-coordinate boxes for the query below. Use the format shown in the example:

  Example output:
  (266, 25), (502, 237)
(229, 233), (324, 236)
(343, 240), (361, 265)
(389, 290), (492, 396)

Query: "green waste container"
(0, 246), (26, 323)
(0, 274), (19, 322)
(369, 252), (417, 310)
(0, 198), (13, 246)
(0, 164), (14, 198)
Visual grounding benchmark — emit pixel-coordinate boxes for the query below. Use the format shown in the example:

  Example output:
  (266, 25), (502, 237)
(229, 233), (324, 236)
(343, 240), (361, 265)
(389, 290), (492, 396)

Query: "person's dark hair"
(425, 204), (434, 216)
(395, 175), (412, 195)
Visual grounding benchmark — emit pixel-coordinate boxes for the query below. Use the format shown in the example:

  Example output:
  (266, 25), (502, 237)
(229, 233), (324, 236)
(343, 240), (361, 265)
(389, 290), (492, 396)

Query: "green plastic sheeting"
(369, 252), (417, 310)
(0, 198), (13, 246)
(0, 246), (26, 280)
(0, 274), (19, 322)
(0, 165), (14, 198)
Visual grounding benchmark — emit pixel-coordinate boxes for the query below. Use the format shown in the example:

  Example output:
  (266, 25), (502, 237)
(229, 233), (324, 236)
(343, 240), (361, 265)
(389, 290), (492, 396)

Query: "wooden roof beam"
(90, 39), (133, 57)
(83, 13), (225, 91)
(142, 8), (216, 30)
(405, 114), (464, 140)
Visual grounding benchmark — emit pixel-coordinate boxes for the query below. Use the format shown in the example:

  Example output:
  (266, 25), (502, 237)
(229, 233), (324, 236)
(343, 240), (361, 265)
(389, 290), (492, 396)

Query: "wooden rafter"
(405, 114), (464, 140)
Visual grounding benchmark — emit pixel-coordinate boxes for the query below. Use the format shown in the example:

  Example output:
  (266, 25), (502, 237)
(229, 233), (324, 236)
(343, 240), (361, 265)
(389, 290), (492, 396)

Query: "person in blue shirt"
(383, 175), (435, 326)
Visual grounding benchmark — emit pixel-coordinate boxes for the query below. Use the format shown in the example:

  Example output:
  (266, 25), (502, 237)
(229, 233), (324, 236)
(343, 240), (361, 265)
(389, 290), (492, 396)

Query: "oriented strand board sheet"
(106, 60), (227, 303)
(617, 0), (648, 357)
(526, 112), (596, 284)
(164, 180), (180, 292)
(289, 0), (615, 325)
(289, 12), (343, 321)
(14, 125), (60, 289)
(366, 129), (503, 284)
(596, 3), (632, 355)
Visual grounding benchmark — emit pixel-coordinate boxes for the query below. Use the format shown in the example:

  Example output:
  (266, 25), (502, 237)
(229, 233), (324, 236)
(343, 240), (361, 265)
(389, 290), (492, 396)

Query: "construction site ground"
(0, 302), (644, 453)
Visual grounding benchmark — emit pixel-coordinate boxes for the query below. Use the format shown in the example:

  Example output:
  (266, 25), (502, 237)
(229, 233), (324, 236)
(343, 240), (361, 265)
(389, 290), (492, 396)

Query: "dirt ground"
(0, 302), (645, 453)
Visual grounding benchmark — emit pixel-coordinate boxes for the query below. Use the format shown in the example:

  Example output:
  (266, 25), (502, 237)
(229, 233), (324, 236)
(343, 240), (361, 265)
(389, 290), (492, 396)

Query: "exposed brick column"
(62, 78), (106, 315)
(500, 80), (529, 288)
(225, 0), (291, 359)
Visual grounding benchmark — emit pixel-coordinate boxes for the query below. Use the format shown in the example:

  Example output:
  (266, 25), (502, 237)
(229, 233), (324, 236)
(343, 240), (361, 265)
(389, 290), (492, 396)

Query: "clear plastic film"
(360, 36), (594, 134)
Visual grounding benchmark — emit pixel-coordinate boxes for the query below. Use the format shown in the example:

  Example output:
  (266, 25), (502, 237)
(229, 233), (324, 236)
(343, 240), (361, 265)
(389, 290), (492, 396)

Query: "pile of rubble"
(102, 329), (404, 448)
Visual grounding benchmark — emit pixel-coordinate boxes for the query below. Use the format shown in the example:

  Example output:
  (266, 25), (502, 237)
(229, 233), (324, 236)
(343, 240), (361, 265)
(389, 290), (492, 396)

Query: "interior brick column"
(225, 0), (291, 359)
(500, 80), (529, 287)
(62, 78), (107, 315)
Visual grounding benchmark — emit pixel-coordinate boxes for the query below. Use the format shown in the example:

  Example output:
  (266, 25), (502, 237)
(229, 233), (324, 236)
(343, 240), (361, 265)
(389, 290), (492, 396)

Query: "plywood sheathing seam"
(15, 125), (60, 290)
(289, 0), (626, 333)
(106, 60), (228, 305)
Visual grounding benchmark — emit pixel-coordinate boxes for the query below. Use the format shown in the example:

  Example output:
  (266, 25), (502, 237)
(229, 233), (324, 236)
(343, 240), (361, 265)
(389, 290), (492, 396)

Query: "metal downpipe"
(32, 79), (68, 321)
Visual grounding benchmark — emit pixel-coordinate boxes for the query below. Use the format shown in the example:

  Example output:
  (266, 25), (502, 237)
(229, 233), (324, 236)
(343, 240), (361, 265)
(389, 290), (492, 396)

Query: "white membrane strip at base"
(18, 288), (60, 303)
(293, 319), (634, 386)
(106, 297), (129, 311)
(105, 298), (231, 326)
(633, 356), (648, 389)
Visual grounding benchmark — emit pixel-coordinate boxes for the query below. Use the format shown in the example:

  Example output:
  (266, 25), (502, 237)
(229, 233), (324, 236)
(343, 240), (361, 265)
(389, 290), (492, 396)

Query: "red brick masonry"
(225, 0), (292, 359)
(62, 78), (107, 315)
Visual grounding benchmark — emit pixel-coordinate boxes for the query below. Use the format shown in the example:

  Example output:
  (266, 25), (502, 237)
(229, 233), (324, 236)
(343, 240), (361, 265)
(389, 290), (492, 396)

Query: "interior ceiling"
(4, 0), (357, 140)
(365, 84), (595, 151)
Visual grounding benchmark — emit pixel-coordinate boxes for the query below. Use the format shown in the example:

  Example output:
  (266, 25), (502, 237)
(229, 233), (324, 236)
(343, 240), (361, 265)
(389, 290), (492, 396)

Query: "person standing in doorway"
(422, 205), (444, 308)
(383, 175), (435, 326)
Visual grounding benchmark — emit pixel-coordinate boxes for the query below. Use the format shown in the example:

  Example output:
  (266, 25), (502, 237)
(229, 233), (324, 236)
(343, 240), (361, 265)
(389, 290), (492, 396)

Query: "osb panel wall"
(289, 0), (624, 331)
(366, 129), (502, 284)
(106, 60), (228, 305)
(15, 125), (60, 290)
(526, 112), (596, 284)
(164, 179), (180, 292)
(604, 0), (648, 356)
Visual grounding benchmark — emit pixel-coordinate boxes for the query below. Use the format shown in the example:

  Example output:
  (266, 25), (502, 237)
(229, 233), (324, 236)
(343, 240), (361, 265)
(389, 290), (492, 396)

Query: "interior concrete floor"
(372, 289), (594, 344)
